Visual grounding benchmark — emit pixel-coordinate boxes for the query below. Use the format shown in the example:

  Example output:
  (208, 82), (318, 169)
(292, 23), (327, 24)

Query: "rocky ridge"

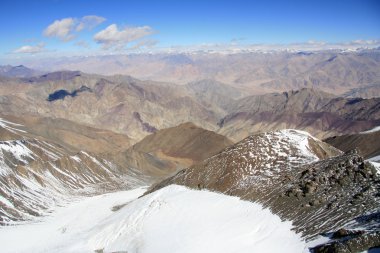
(147, 130), (380, 249)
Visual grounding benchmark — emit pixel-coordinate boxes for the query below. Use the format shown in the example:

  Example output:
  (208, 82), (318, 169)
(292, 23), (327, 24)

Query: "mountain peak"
(0, 64), (40, 78)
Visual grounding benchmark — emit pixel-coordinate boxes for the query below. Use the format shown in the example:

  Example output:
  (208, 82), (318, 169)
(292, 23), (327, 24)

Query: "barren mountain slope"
(324, 127), (380, 159)
(0, 114), (133, 154)
(132, 122), (233, 168)
(0, 72), (221, 143)
(1, 70), (380, 145)
(105, 122), (234, 181)
(218, 88), (380, 140)
(185, 79), (245, 113)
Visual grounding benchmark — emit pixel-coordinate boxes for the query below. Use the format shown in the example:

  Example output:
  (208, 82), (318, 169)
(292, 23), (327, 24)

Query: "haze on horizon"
(0, 0), (379, 64)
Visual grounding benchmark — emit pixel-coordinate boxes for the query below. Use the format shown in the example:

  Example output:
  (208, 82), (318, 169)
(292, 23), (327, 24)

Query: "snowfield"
(0, 185), (306, 253)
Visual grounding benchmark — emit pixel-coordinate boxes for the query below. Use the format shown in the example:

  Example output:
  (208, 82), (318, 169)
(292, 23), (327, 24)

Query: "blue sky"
(0, 0), (379, 61)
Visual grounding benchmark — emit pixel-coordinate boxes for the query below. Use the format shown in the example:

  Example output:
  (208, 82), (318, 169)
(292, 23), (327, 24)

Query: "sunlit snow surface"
(369, 161), (380, 174)
(0, 185), (306, 253)
(360, 126), (380, 134)
(368, 155), (380, 163)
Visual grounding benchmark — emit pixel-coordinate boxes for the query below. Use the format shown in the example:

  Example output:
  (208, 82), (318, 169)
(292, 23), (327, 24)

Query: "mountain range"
(0, 50), (379, 252)
(0, 68), (379, 144)
(20, 49), (380, 96)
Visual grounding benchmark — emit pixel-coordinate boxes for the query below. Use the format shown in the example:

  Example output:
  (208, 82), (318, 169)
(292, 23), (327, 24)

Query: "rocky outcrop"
(313, 229), (380, 253)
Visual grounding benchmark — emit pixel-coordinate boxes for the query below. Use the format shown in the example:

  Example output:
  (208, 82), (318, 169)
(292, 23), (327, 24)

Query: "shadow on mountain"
(47, 85), (92, 102)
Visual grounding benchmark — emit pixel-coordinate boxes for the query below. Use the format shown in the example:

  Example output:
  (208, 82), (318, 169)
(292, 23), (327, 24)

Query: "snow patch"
(0, 140), (34, 163)
(0, 140), (35, 176)
(369, 161), (380, 175)
(360, 126), (380, 134)
(0, 118), (26, 134)
(70, 155), (81, 163)
(0, 195), (14, 208)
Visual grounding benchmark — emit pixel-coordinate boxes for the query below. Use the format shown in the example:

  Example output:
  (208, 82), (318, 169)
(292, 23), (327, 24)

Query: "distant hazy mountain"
(22, 49), (380, 95)
(0, 65), (41, 78)
(23, 70), (81, 83)
(185, 79), (245, 112)
(342, 83), (380, 98)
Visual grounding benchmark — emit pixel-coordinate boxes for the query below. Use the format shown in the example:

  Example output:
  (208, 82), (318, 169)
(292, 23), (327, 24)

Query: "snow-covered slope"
(0, 118), (148, 224)
(0, 185), (306, 253)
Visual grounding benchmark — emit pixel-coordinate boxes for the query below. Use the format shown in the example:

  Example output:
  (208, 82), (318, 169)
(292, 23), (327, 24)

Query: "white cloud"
(348, 39), (380, 45)
(74, 40), (90, 48)
(13, 43), (45, 54)
(94, 24), (154, 49)
(130, 39), (158, 50)
(76, 15), (106, 32)
(150, 39), (380, 54)
(43, 18), (76, 41)
(44, 15), (106, 41)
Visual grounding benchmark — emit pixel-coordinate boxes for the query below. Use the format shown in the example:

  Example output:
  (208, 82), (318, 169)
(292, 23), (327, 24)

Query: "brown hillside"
(324, 129), (380, 159)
